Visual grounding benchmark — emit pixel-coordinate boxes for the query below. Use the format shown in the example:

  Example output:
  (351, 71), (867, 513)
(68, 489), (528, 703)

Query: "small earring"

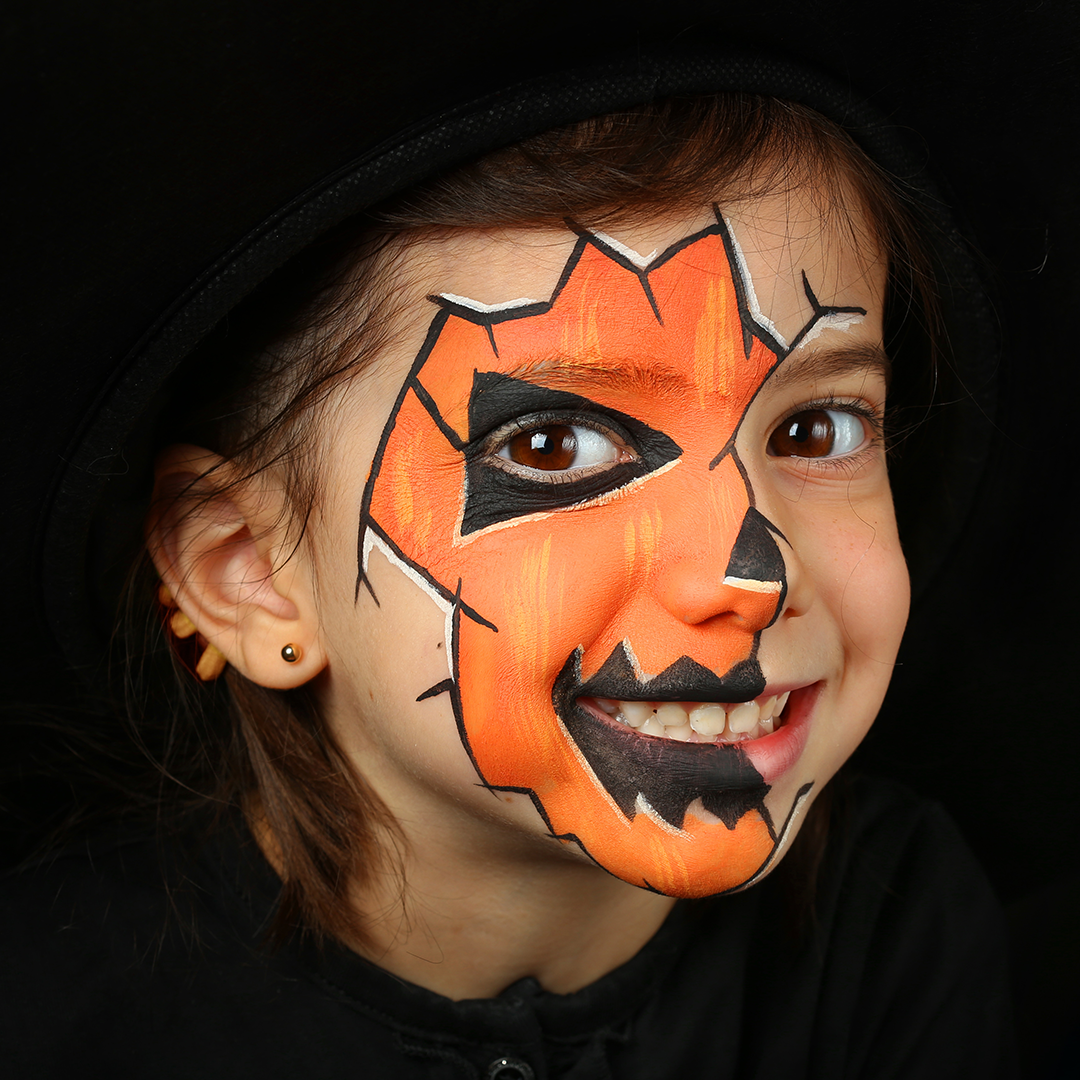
(159, 582), (227, 682)
(281, 643), (302, 664)
(195, 643), (227, 682)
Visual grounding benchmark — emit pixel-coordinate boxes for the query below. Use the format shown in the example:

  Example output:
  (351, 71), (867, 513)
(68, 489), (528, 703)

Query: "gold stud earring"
(281, 643), (302, 664)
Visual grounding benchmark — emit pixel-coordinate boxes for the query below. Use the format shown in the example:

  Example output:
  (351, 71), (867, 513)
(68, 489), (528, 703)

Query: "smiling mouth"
(580, 692), (791, 743)
(552, 645), (785, 832)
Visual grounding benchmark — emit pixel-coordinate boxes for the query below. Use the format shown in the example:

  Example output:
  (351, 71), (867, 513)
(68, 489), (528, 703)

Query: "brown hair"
(132, 93), (936, 947)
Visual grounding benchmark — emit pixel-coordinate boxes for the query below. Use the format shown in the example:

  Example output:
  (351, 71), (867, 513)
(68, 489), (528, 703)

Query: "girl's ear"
(146, 444), (327, 689)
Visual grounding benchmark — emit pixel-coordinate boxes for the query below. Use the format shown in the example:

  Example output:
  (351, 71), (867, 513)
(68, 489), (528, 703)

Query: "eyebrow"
(768, 341), (892, 392)
(494, 356), (698, 403)
(449, 340), (891, 422)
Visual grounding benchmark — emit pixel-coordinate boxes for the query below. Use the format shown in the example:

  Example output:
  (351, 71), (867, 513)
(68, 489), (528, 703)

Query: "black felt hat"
(5, 0), (1079, 948)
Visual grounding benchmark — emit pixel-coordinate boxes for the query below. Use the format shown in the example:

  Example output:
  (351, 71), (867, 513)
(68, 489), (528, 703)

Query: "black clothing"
(2, 779), (1016, 1079)
(5, 5), (1072, 1074)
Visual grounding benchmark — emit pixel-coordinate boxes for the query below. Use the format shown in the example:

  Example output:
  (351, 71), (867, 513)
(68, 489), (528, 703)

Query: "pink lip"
(576, 680), (819, 787)
(740, 682), (818, 784)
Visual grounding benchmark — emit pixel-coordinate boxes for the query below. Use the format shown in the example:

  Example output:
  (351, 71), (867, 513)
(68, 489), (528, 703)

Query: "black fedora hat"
(5, 0), (1079, 972)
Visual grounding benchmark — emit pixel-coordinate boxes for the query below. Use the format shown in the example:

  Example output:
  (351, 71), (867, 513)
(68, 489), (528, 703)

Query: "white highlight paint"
(794, 311), (865, 348)
(438, 293), (542, 313)
(591, 231), (659, 269)
(634, 793), (693, 839)
(362, 529), (455, 674)
(722, 576), (784, 594)
(723, 218), (786, 348)
(620, 638), (655, 684)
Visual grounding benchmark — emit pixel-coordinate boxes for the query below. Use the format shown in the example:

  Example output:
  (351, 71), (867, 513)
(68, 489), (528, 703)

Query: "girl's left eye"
(497, 424), (630, 473)
(767, 408), (868, 458)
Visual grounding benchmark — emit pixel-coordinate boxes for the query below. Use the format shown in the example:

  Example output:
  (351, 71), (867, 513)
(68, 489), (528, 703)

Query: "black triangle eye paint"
(460, 372), (682, 534)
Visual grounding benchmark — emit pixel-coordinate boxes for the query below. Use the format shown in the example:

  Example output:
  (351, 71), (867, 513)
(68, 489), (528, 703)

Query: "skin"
(152, 184), (909, 1000)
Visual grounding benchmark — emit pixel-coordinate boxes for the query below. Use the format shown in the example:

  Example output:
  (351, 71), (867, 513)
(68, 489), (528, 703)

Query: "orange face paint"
(358, 213), (863, 896)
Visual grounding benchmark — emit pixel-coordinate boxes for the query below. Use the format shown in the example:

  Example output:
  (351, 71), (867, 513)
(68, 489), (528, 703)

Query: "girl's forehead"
(394, 190), (884, 345)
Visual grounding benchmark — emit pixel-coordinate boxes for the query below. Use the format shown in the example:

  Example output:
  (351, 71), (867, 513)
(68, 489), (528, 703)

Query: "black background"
(4, 1), (1078, 1072)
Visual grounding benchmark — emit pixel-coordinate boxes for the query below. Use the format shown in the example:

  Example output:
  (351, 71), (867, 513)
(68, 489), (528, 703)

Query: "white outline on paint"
(590, 231), (659, 269)
(438, 293), (542, 313)
(362, 529), (455, 669)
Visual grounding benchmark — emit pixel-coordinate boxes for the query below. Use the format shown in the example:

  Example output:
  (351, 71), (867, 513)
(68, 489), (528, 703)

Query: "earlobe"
(147, 444), (327, 690)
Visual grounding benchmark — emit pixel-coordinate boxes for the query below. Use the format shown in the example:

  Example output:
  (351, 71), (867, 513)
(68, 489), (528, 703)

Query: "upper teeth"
(586, 692), (790, 743)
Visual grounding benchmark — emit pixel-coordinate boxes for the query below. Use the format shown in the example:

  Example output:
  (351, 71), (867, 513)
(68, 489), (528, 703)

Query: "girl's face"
(312, 188), (908, 897)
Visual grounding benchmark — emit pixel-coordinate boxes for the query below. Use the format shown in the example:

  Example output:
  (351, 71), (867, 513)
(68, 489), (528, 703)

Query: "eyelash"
(476, 410), (636, 482)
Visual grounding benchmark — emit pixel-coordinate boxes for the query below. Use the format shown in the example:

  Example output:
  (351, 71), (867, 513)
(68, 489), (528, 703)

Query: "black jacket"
(2, 779), (1015, 1079)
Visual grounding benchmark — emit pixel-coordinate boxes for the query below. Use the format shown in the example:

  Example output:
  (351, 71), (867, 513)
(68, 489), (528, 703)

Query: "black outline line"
(355, 308), (454, 602)
(787, 272), (867, 354)
(744, 780), (815, 876)
(426, 235), (591, 331)
(566, 223), (668, 323)
(727, 448), (754, 505)
(416, 678), (454, 703)
(359, 520), (497, 631)
(714, 205), (786, 359)
(410, 378), (467, 451)
(446, 578), (495, 795)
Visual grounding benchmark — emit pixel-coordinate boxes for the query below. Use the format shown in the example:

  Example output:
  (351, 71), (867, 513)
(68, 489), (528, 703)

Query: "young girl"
(4, 49), (1018, 1080)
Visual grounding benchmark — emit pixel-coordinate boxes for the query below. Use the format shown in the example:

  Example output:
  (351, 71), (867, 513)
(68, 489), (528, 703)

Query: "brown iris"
(769, 409), (844, 458)
(505, 425), (579, 470)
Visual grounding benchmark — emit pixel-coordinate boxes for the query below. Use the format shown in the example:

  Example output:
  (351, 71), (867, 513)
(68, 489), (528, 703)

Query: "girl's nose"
(653, 508), (788, 632)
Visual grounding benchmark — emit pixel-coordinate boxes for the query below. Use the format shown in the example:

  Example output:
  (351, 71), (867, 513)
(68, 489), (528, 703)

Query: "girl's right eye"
(767, 408), (869, 459)
(497, 423), (632, 475)
(458, 391), (681, 536)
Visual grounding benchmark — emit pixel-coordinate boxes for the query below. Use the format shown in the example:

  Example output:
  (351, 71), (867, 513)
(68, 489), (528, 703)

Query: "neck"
(351, 823), (676, 1001)
(248, 780), (678, 1001)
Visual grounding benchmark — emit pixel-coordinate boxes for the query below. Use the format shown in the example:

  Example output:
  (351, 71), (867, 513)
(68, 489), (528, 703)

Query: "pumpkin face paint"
(339, 201), (907, 897)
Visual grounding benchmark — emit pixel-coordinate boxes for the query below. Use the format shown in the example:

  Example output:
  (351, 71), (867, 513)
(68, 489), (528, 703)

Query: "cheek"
(465, 524), (629, 653)
(801, 496), (910, 762)
(452, 523), (630, 763)
(799, 492), (909, 652)
(318, 548), (466, 775)
(839, 510), (910, 659)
